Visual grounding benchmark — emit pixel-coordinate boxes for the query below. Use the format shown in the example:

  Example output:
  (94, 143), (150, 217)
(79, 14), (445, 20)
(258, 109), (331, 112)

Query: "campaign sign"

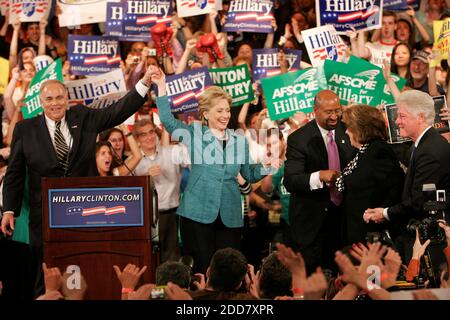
(22, 59), (63, 119)
(383, 0), (408, 11)
(252, 48), (302, 81)
(0, 1), (9, 16)
(0, 57), (8, 95)
(406, 0), (420, 10)
(222, 0), (274, 33)
(176, 0), (216, 18)
(48, 187), (144, 228)
(66, 69), (126, 107)
(324, 58), (383, 106)
(9, 0), (50, 23)
(433, 18), (450, 61)
(68, 35), (121, 76)
(316, 0), (382, 34)
(57, 0), (109, 27)
(165, 67), (213, 114)
(346, 55), (406, 105)
(432, 95), (449, 135)
(261, 67), (328, 121)
(209, 64), (254, 106)
(302, 24), (348, 67)
(106, 0), (172, 42)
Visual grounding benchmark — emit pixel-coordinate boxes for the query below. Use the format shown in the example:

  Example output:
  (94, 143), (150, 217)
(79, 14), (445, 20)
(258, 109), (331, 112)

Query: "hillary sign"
(68, 35), (121, 76)
(222, 0), (274, 33)
(316, 0), (382, 33)
(165, 67), (213, 114)
(302, 25), (348, 67)
(9, 0), (50, 23)
(261, 67), (328, 120)
(105, 0), (172, 42)
(48, 187), (144, 228)
(252, 48), (302, 81)
(65, 69), (126, 108)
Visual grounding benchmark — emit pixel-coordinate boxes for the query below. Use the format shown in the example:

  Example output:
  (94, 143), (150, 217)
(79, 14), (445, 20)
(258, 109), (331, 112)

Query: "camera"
(406, 184), (447, 245)
(366, 230), (395, 247)
(150, 286), (166, 299)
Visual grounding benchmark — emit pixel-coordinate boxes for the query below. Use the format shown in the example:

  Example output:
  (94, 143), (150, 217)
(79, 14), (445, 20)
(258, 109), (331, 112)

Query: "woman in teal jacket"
(152, 68), (276, 273)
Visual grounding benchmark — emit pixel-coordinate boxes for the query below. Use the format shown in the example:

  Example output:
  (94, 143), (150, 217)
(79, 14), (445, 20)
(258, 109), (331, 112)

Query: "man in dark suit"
(0, 65), (156, 296)
(364, 90), (450, 261)
(284, 90), (355, 274)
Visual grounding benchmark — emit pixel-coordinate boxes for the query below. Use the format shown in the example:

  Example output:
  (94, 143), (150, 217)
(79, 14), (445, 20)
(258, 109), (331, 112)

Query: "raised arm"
(9, 18), (21, 69)
(115, 124), (142, 176)
(38, 18), (47, 56)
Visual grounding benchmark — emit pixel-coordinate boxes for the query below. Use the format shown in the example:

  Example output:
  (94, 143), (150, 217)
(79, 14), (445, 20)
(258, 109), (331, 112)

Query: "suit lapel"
(311, 120), (329, 168)
(66, 110), (81, 165)
(38, 115), (58, 163)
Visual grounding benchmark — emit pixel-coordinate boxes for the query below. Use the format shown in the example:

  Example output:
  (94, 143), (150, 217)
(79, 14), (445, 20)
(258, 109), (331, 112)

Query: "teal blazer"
(156, 96), (265, 227)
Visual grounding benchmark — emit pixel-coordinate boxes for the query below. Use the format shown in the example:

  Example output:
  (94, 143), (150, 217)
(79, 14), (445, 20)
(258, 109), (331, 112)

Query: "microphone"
(106, 141), (135, 176)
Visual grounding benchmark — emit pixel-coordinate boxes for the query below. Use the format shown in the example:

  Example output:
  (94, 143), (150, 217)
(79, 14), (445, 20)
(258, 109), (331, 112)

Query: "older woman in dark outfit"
(335, 105), (405, 246)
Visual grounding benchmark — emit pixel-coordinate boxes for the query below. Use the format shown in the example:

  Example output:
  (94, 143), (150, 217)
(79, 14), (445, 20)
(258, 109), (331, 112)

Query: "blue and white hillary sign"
(383, 0), (408, 11)
(165, 67), (213, 114)
(68, 35), (121, 76)
(406, 0), (420, 10)
(105, 0), (172, 42)
(252, 48), (302, 81)
(222, 0), (274, 33)
(316, 0), (383, 34)
(65, 69), (126, 107)
(48, 187), (144, 228)
(302, 25), (348, 67)
(9, 0), (50, 23)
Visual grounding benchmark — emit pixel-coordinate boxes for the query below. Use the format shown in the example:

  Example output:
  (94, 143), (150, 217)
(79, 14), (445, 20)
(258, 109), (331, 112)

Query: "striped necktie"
(55, 120), (69, 172)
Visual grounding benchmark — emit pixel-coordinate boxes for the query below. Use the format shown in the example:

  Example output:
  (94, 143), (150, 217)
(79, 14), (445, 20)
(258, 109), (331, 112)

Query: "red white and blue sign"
(316, 0), (383, 34)
(252, 48), (302, 81)
(165, 67), (213, 114)
(222, 0), (274, 33)
(105, 0), (172, 42)
(383, 0), (408, 11)
(48, 187), (144, 228)
(68, 35), (121, 76)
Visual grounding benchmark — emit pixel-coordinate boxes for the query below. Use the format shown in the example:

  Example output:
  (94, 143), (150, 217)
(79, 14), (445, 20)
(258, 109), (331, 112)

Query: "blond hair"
(198, 86), (232, 125)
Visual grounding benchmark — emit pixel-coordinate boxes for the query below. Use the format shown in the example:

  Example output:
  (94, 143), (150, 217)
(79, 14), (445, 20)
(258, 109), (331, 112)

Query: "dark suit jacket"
(284, 120), (355, 247)
(2, 88), (146, 245)
(387, 128), (450, 230)
(340, 140), (404, 245)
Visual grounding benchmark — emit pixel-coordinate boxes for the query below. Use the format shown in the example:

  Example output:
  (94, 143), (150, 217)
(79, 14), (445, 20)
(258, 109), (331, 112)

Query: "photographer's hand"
(412, 228), (431, 260)
(192, 273), (206, 291)
(438, 220), (450, 245)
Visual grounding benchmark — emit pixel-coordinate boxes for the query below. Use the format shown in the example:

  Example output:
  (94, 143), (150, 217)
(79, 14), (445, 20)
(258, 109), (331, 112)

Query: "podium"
(42, 176), (158, 300)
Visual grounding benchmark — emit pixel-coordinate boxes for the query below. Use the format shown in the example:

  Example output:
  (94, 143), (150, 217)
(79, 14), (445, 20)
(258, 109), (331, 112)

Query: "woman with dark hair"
(390, 42), (413, 80)
(95, 141), (113, 176)
(100, 124), (142, 176)
(335, 105), (404, 245)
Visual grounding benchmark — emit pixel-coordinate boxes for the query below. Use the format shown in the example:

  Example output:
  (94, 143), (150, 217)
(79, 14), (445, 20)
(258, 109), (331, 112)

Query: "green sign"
(261, 67), (327, 121)
(22, 59), (63, 119)
(325, 56), (406, 107)
(347, 56), (406, 105)
(209, 64), (254, 107)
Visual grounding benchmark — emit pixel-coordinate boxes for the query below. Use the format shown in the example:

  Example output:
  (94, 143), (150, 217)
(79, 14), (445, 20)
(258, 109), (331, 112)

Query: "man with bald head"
(284, 90), (355, 274)
(0, 66), (157, 297)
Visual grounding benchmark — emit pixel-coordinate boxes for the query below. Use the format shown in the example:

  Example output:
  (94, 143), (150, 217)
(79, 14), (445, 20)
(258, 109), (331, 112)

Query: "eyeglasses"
(322, 109), (342, 116)
(137, 129), (156, 138)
